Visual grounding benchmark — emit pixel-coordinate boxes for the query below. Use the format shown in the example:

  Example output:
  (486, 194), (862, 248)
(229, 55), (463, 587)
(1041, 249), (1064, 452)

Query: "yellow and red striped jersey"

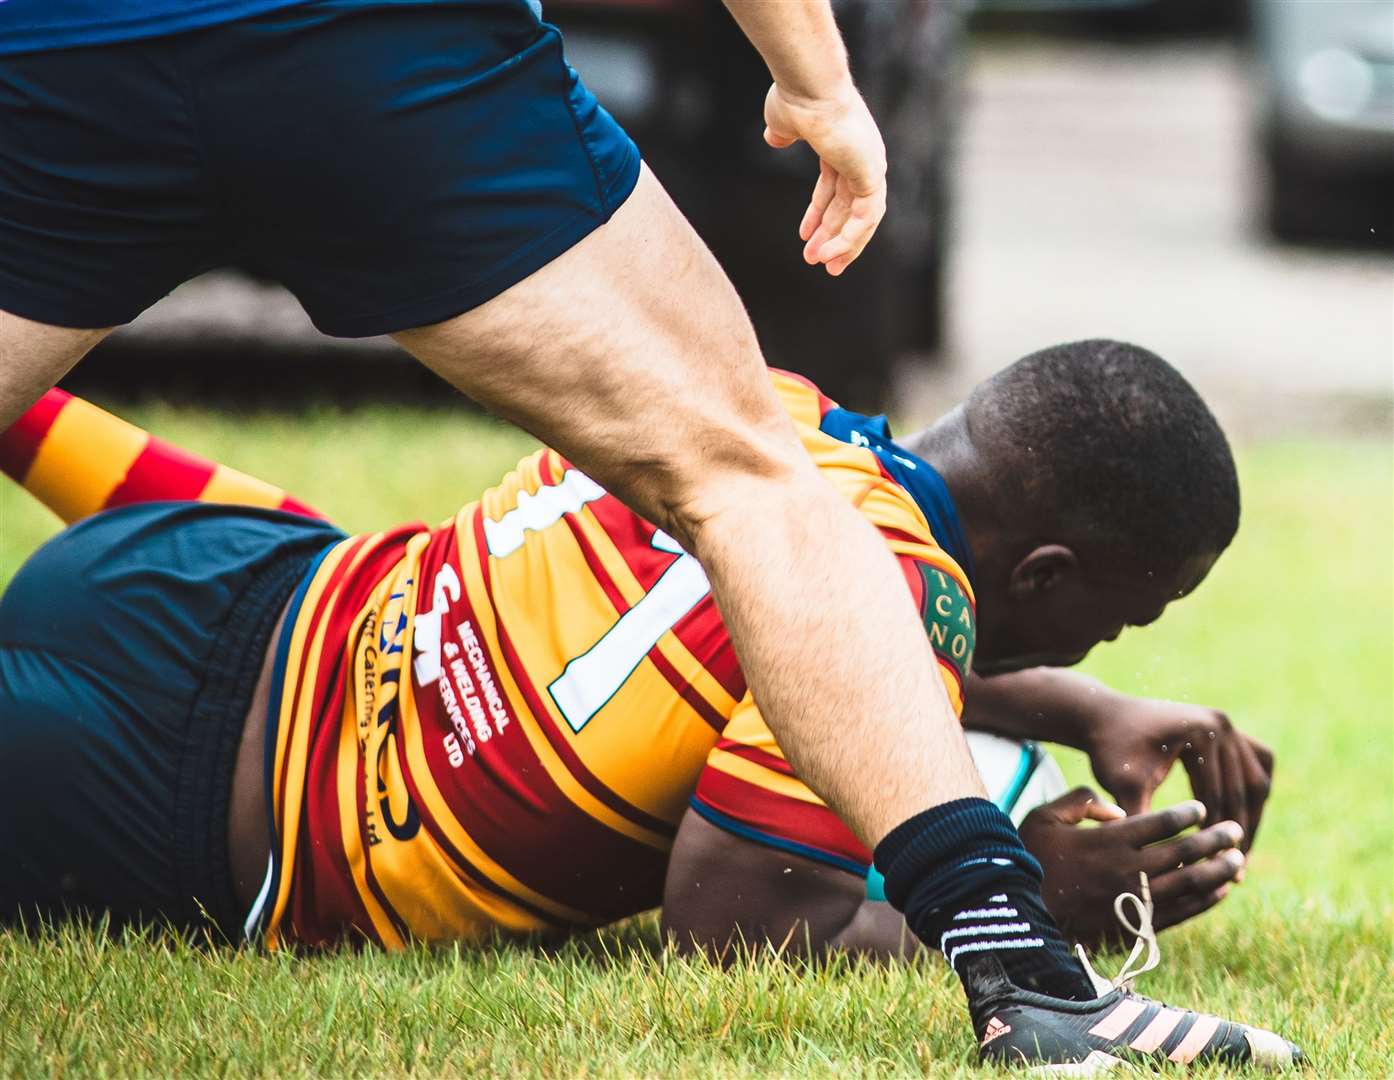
(262, 371), (978, 948)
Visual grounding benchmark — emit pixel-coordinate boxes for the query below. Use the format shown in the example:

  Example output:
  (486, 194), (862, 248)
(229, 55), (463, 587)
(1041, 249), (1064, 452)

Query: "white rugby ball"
(865, 732), (1068, 900)
(964, 730), (1069, 827)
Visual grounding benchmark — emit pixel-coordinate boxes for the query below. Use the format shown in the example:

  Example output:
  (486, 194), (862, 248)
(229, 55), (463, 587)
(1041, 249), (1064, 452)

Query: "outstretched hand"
(1085, 699), (1274, 853)
(763, 81), (887, 276)
(1019, 787), (1247, 951)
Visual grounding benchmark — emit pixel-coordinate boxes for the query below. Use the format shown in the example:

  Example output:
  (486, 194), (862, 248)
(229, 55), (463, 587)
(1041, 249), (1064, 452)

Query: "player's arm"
(0, 388), (325, 525)
(662, 794), (1247, 957)
(719, 0), (887, 275)
(963, 668), (1275, 852)
(662, 806), (922, 962)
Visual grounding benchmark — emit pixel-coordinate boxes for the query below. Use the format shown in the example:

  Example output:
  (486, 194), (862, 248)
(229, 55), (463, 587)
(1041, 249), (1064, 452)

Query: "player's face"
(974, 550), (1219, 675)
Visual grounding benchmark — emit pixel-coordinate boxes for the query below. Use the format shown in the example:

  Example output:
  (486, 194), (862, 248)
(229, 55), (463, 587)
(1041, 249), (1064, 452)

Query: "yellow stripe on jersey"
(706, 747), (826, 806)
(199, 464), (294, 510)
(24, 397), (146, 523)
(265, 539), (358, 949)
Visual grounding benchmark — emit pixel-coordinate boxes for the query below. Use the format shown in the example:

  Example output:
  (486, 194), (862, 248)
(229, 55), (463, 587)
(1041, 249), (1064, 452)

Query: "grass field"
(0, 403), (1390, 1077)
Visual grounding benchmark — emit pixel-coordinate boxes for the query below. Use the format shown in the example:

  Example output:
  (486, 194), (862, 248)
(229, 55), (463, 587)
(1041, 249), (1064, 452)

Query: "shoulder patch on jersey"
(916, 562), (975, 686)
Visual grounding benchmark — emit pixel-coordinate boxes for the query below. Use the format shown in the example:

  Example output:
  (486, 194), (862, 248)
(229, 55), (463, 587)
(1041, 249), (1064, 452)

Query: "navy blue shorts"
(0, 1), (640, 336)
(0, 502), (344, 938)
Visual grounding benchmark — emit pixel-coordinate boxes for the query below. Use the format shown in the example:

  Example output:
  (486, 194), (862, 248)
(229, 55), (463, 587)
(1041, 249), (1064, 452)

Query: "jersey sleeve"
(691, 693), (873, 876)
(895, 548), (976, 714)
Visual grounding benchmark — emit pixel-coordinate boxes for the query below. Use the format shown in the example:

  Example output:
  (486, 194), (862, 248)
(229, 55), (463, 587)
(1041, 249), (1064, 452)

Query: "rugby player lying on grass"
(0, 340), (1296, 1071)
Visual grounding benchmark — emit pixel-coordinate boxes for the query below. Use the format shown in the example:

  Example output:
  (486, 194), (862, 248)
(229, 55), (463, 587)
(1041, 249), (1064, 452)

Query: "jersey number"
(548, 530), (711, 733)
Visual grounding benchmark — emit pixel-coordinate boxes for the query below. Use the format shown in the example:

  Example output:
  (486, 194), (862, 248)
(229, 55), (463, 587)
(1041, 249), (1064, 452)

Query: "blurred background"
(64, 0), (1393, 439)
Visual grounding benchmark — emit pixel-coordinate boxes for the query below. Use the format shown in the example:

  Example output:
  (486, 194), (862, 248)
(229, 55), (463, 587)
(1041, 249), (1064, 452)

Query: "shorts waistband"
(174, 539), (333, 942)
(244, 536), (345, 940)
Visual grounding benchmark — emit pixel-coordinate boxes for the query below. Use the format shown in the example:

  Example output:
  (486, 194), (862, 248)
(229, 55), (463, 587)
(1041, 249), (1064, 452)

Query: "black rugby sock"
(874, 798), (1096, 1006)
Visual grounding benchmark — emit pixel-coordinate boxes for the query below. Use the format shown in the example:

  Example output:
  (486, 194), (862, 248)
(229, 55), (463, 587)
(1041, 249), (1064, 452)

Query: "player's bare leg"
(396, 164), (985, 845)
(0, 310), (111, 430)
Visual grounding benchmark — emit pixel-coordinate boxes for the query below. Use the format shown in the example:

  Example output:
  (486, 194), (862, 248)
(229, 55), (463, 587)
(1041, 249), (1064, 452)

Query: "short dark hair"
(965, 339), (1240, 571)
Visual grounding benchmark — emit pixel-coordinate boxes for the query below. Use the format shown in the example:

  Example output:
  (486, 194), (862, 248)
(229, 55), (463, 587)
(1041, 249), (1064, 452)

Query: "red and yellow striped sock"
(0, 388), (326, 526)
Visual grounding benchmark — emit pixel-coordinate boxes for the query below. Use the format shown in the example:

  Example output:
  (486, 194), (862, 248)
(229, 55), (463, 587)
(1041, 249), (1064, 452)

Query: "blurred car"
(547, 0), (966, 410)
(1250, 0), (1394, 246)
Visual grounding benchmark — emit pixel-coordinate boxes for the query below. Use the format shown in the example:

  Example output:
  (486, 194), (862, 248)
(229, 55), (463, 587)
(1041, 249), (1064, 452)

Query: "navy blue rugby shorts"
(0, 502), (345, 938)
(0, 1), (641, 336)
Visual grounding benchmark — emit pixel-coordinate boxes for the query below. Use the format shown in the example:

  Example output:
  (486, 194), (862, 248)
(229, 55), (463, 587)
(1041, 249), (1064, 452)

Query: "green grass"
(1, 404), (1390, 1077)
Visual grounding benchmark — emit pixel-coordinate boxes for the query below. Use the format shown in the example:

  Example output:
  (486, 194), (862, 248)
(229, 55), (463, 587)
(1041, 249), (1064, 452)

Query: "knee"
(622, 409), (819, 552)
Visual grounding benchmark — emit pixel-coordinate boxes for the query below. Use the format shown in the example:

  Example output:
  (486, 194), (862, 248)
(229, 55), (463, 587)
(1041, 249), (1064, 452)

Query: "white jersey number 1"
(548, 530), (711, 733)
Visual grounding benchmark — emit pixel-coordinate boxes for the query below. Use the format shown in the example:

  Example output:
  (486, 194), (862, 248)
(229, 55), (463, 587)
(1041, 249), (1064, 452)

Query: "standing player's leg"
(0, 312), (110, 431)
(396, 165), (987, 847)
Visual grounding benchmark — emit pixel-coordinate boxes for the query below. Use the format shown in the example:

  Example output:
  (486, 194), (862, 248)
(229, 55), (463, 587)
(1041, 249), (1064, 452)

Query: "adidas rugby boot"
(966, 875), (1302, 1074)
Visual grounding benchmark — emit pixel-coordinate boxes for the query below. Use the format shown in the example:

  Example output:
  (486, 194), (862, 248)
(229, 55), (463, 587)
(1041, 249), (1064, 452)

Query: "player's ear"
(1007, 544), (1078, 599)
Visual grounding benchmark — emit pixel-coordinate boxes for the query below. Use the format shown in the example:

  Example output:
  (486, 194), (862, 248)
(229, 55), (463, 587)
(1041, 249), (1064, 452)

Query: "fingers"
(804, 190), (885, 275)
(1141, 819), (1244, 877)
(801, 173), (856, 266)
(763, 126), (798, 150)
(1218, 737), (1250, 845)
(1235, 734), (1274, 853)
(1112, 799), (1206, 847)
(799, 161), (836, 244)
(1181, 741), (1225, 828)
(1038, 786), (1126, 826)
(1108, 777), (1150, 818)
(1149, 849), (1243, 931)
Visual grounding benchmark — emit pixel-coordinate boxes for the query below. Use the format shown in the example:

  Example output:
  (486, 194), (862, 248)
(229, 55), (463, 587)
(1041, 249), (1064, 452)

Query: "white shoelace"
(1075, 872), (1161, 995)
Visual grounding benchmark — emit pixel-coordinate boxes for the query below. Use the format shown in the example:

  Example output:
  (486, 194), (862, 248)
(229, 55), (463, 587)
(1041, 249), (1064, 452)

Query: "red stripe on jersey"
(471, 512), (677, 839)
(0, 387), (68, 482)
(646, 644), (727, 733)
(672, 597), (745, 702)
(694, 767), (871, 869)
(901, 556), (927, 608)
(880, 524), (935, 549)
(713, 740), (797, 777)
(104, 439), (212, 508)
(277, 494), (328, 521)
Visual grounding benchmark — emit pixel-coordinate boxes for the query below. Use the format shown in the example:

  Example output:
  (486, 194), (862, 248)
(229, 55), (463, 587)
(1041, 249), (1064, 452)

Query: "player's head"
(919, 339), (1240, 675)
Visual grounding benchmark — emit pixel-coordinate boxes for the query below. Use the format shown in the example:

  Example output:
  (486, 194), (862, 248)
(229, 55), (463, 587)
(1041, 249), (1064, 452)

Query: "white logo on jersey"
(483, 469), (606, 558)
(412, 563), (461, 686)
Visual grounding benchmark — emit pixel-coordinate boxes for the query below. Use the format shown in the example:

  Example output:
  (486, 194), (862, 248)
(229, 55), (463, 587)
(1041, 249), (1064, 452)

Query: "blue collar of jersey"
(818, 407), (976, 586)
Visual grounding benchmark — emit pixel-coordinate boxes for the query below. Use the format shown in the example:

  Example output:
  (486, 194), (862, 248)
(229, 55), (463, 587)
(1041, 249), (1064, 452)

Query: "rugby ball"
(964, 730), (1070, 827)
(865, 732), (1067, 900)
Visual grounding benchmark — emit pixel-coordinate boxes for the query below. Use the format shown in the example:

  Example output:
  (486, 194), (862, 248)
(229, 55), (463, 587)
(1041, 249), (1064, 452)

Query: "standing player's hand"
(1019, 788), (1247, 950)
(763, 80), (887, 276)
(1084, 699), (1275, 853)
